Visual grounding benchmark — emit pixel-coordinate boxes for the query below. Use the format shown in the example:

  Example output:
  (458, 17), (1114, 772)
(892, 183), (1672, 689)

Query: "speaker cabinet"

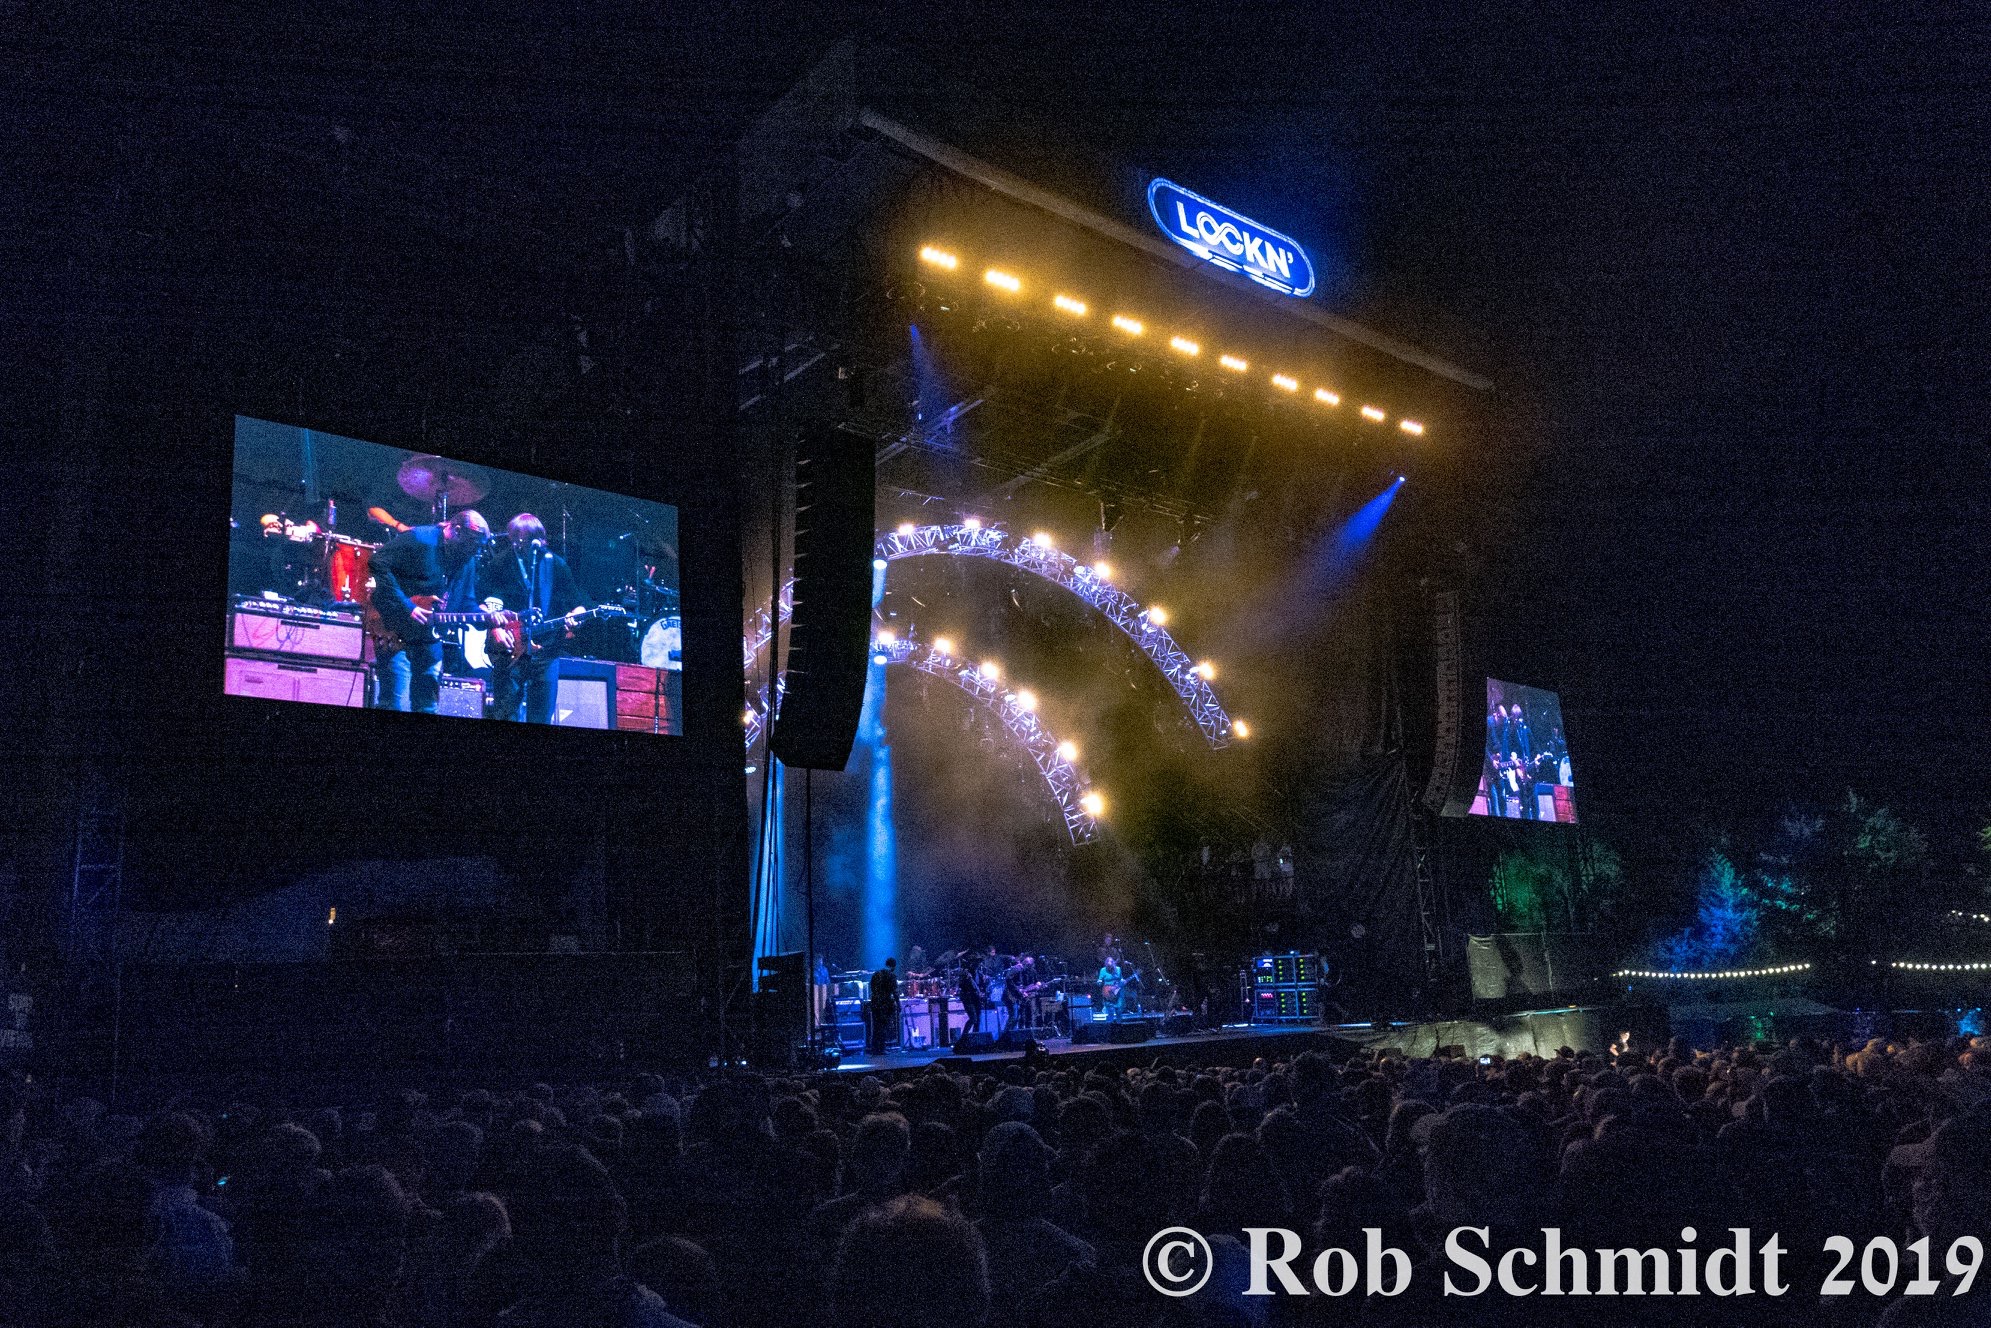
(223, 653), (368, 707)
(769, 423), (875, 771)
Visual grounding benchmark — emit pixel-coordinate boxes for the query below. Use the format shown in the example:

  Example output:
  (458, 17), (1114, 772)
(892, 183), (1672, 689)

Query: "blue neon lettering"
(1148, 179), (1315, 298)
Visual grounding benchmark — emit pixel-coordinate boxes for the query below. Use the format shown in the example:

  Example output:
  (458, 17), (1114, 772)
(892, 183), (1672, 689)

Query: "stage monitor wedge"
(769, 423), (876, 771)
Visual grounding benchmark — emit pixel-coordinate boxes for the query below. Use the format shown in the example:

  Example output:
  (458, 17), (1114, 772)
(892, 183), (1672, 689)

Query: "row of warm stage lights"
(871, 627), (1107, 820)
(918, 245), (1426, 438)
(1614, 964), (1811, 980)
(1892, 961), (1991, 973)
(879, 519), (1251, 742)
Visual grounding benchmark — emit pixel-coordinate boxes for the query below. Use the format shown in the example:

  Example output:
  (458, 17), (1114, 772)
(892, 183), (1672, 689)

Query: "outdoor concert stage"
(831, 1005), (1620, 1074)
(832, 1023), (1347, 1075)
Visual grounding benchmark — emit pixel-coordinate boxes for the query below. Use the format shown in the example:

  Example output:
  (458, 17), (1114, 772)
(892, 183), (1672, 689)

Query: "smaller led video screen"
(226, 416), (682, 734)
(1471, 679), (1576, 823)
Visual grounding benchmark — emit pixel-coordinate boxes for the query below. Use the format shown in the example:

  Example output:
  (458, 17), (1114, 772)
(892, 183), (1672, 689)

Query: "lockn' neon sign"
(1147, 178), (1316, 298)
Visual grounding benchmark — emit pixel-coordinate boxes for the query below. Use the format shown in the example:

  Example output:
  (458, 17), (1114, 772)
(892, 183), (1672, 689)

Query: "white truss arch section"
(875, 636), (1099, 844)
(741, 639), (1098, 843)
(877, 525), (1232, 746)
(742, 524), (1235, 749)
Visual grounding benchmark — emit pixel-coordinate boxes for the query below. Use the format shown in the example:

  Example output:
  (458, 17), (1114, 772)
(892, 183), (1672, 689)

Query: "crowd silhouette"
(0, 1033), (1983, 1326)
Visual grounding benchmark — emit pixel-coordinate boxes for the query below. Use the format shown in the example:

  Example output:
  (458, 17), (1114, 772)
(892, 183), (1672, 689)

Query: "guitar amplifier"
(1252, 986), (1318, 1023)
(230, 599), (368, 661)
(223, 652), (369, 708)
(552, 657), (617, 729)
(832, 997), (866, 1051)
(437, 675), (485, 719)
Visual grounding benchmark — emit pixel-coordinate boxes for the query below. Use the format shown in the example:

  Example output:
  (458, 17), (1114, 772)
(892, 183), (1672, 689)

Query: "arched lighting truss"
(877, 525), (1233, 747)
(740, 643), (1101, 845)
(742, 524), (1235, 749)
(742, 644), (1097, 843)
(873, 636), (1100, 844)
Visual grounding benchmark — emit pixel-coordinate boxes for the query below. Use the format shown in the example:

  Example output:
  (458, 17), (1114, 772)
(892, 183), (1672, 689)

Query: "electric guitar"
(363, 592), (500, 656)
(486, 605), (631, 661)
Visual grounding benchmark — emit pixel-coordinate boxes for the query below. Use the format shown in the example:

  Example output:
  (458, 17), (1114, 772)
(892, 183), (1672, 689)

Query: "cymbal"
(396, 455), (488, 505)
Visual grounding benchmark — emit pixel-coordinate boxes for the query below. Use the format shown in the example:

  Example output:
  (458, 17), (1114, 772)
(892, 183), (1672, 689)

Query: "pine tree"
(1657, 851), (1760, 969)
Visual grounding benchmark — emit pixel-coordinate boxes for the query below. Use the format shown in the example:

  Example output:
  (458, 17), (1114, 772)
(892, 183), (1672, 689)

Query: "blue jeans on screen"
(376, 641), (442, 713)
(492, 654), (560, 724)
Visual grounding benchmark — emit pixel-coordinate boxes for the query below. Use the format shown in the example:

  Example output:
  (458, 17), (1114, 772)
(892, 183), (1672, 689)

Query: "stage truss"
(876, 636), (1099, 843)
(743, 523), (1235, 751)
(743, 637), (1098, 844)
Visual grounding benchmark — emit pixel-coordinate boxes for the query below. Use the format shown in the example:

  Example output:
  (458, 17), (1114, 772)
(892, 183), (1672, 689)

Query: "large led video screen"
(1471, 679), (1576, 822)
(226, 416), (682, 734)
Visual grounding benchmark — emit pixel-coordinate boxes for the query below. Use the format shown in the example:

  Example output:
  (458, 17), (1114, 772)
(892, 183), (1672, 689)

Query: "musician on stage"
(1483, 702), (1510, 816)
(484, 513), (585, 724)
(866, 957), (899, 1055)
(1001, 954), (1034, 1030)
(957, 958), (987, 1038)
(368, 510), (491, 713)
(1098, 954), (1123, 1016)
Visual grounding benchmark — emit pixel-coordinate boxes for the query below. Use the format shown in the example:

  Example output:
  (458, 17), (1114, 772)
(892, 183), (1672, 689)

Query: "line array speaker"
(769, 423), (876, 771)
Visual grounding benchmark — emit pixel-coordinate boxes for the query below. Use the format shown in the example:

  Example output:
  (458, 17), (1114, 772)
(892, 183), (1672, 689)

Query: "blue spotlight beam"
(1333, 477), (1403, 559)
(856, 605), (896, 967)
(1308, 477), (1403, 598)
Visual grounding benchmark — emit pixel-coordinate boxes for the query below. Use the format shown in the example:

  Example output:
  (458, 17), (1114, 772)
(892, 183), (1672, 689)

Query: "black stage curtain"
(1299, 752), (1422, 1000)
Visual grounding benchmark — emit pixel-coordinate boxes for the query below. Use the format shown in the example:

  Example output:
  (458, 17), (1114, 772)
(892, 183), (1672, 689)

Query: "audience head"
(849, 1112), (912, 1198)
(830, 1195), (989, 1328)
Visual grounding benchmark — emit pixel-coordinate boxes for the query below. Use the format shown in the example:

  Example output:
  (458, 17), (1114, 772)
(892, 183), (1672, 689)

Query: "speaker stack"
(769, 424), (876, 772)
(223, 598), (370, 707)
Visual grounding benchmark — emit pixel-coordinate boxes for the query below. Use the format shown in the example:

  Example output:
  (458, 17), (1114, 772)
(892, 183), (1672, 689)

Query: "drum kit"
(257, 454), (487, 607)
(253, 454), (681, 670)
(630, 572), (681, 673)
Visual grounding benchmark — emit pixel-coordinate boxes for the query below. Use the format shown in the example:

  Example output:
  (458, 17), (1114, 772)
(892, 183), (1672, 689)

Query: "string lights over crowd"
(917, 244), (1428, 437)
(1615, 959), (1991, 981)
(1614, 963), (1812, 981)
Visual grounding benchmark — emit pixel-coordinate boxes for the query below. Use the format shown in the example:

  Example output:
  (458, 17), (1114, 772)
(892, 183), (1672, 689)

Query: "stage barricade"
(1465, 932), (1608, 1001)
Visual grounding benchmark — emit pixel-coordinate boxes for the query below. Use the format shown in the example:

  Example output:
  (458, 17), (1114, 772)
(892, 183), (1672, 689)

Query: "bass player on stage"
(484, 513), (585, 725)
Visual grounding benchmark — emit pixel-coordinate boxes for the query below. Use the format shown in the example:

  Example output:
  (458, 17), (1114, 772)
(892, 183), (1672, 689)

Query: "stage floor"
(830, 1007), (1623, 1074)
(831, 1022), (1339, 1073)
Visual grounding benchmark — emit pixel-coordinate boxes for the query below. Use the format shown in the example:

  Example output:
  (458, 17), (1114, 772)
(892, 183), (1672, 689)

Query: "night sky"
(811, 4), (1991, 864)
(23, 3), (1991, 887)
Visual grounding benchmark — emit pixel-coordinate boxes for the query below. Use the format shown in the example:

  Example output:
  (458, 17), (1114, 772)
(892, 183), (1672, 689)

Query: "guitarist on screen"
(484, 513), (586, 724)
(367, 510), (493, 713)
